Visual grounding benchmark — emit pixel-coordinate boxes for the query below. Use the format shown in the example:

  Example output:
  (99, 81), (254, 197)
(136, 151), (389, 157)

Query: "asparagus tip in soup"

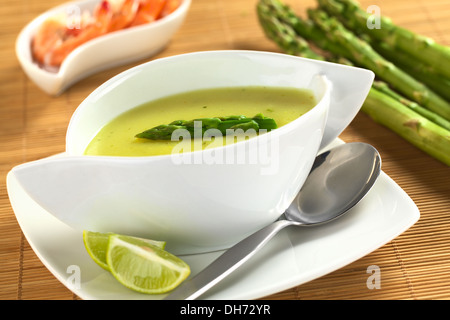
(84, 86), (316, 157)
(135, 114), (278, 140)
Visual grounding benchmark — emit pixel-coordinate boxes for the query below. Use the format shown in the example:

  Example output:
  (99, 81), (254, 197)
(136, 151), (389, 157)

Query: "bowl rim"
(66, 50), (332, 162)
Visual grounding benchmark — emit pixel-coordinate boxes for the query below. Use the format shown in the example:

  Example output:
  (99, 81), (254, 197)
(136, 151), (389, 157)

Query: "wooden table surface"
(1, 0), (449, 300)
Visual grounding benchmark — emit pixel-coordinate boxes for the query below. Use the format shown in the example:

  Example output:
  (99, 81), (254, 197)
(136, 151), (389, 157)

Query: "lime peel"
(106, 234), (191, 294)
(83, 230), (166, 271)
(113, 237), (187, 272)
(82, 230), (190, 295)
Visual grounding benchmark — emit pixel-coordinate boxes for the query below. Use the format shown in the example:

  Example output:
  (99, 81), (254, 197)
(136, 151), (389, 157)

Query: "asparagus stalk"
(372, 81), (450, 131)
(259, 0), (350, 59)
(336, 23), (450, 102)
(259, 0), (449, 130)
(260, 0), (356, 68)
(257, 3), (324, 60)
(317, 0), (450, 80)
(263, 0), (450, 105)
(257, 0), (450, 166)
(307, 8), (450, 122)
(135, 114), (277, 140)
(363, 88), (450, 166)
(370, 42), (450, 101)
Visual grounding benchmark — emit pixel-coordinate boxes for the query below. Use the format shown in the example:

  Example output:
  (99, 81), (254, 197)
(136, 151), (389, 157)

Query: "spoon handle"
(164, 219), (295, 300)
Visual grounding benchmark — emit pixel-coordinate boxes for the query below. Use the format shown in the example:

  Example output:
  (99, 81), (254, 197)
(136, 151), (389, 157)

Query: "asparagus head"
(135, 114), (278, 140)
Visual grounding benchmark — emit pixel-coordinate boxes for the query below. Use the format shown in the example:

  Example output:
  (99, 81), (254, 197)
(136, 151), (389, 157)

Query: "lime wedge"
(83, 231), (166, 271)
(106, 234), (190, 294)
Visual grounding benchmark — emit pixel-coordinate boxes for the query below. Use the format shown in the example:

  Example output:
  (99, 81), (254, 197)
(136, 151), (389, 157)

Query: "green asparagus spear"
(332, 24), (450, 102)
(259, 0), (350, 59)
(307, 8), (450, 122)
(135, 124), (187, 140)
(317, 0), (450, 80)
(259, 0), (450, 108)
(257, 2), (325, 60)
(258, 0), (353, 65)
(372, 81), (450, 131)
(369, 42), (450, 101)
(257, 0), (450, 166)
(216, 119), (260, 133)
(265, 0), (450, 117)
(135, 114), (277, 140)
(363, 88), (450, 166)
(252, 113), (279, 130)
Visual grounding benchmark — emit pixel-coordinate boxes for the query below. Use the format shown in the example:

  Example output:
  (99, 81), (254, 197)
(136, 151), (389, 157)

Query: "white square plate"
(6, 140), (419, 300)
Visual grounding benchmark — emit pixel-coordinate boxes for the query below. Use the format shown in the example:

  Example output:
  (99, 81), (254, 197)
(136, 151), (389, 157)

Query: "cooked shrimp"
(103, 0), (139, 32)
(31, 14), (66, 67)
(31, 5), (111, 68)
(159, 0), (180, 18)
(129, 0), (166, 27)
(31, 0), (181, 69)
(48, 5), (113, 67)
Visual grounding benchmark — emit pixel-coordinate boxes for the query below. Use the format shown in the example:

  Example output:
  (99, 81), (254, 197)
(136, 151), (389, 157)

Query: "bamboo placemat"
(1, 0), (449, 300)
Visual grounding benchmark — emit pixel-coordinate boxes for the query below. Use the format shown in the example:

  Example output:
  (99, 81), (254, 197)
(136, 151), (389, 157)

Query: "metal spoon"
(164, 142), (381, 300)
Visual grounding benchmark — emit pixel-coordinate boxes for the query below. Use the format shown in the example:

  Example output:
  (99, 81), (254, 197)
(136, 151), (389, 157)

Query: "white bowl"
(11, 51), (374, 254)
(15, 0), (191, 96)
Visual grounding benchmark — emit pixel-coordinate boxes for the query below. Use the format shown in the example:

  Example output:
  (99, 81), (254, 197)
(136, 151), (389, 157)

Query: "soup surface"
(84, 86), (316, 157)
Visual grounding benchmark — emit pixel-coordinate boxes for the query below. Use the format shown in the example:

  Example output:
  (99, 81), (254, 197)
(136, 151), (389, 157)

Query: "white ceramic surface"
(6, 139), (420, 300)
(15, 0), (191, 96)
(10, 51), (374, 254)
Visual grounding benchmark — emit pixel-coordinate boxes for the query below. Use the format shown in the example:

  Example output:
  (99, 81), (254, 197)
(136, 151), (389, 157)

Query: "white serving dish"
(15, 0), (191, 95)
(10, 50), (374, 255)
(6, 139), (420, 300)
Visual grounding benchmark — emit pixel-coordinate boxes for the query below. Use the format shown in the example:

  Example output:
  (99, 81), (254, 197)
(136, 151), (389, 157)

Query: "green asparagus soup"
(84, 86), (316, 157)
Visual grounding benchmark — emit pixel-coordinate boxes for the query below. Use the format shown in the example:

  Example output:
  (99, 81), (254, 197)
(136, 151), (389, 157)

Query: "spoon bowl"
(165, 142), (381, 300)
(285, 142), (382, 225)
(15, 0), (191, 95)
